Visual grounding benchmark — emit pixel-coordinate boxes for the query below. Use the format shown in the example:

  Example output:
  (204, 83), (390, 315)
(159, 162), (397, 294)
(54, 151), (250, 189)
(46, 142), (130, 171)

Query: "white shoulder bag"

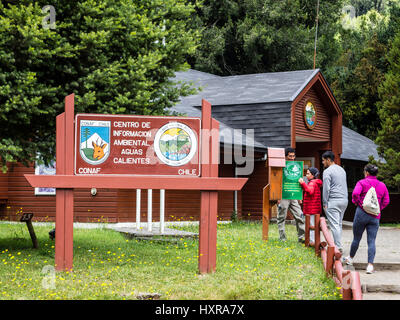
(362, 181), (380, 216)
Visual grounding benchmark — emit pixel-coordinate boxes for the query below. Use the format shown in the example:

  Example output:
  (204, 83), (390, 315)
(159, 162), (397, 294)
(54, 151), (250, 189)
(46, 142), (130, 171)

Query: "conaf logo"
(79, 120), (111, 165)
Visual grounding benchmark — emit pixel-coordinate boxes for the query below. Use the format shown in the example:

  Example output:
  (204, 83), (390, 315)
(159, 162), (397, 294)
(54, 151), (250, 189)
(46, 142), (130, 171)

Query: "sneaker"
(342, 256), (353, 265)
(366, 264), (374, 274)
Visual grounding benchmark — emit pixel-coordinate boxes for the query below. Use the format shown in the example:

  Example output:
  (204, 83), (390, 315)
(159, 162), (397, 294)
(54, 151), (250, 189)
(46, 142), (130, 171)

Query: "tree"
(326, 5), (400, 139)
(348, 0), (392, 16)
(188, 0), (345, 75)
(329, 29), (388, 139)
(373, 30), (400, 191)
(0, 0), (200, 171)
(83, 128), (90, 149)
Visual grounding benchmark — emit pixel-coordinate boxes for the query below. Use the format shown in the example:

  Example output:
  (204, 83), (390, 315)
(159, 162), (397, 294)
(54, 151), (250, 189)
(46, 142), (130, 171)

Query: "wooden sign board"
(25, 95), (248, 273)
(75, 114), (201, 176)
(20, 213), (34, 222)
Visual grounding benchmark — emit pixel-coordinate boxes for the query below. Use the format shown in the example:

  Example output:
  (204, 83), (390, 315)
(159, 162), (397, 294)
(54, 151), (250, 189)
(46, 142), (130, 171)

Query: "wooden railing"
(304, 214), (363, 300)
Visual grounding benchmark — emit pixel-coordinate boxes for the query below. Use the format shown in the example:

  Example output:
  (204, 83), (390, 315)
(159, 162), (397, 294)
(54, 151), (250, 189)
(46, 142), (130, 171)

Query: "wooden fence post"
(351, 271), (363, 300)
(320, 245), (327, 270)
(342, 270), (352, 300)
(262, 184), (270, 241)
(20, 213), (38, 249)
(326, 246), (335, 276)
(305, 214), (310, 247)
(314, 214), (320, 256)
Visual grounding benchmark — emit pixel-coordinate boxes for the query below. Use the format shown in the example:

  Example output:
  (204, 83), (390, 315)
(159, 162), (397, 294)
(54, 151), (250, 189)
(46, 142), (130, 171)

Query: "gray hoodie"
(322, 164), (348, 206)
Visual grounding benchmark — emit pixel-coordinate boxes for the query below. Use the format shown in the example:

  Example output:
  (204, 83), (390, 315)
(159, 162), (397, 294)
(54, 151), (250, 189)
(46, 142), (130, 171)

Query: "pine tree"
(188, 0), (344, 75)
(0, 0), (199, 171)
(374, 30), (400, 191)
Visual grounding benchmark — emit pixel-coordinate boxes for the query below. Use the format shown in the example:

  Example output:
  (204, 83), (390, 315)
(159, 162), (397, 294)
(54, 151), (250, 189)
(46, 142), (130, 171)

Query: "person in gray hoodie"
(322, 151), (348, 252)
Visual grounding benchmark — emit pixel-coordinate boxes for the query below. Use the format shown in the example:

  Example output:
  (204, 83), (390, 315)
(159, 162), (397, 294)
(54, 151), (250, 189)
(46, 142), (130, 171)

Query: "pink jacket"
(352, 176), (390, 219)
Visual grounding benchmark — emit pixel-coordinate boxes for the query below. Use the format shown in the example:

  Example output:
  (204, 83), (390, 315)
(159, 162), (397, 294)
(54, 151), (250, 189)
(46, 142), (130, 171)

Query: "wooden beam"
(24, 175), (247, 191)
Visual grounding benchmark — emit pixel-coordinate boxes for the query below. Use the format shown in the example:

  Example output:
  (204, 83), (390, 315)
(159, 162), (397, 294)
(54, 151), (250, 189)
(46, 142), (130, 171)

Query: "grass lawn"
(381, 223), (400, 228)
(0, 221), (341, 300)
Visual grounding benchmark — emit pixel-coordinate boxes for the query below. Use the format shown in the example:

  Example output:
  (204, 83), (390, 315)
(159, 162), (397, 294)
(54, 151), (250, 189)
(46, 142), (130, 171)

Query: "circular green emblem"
(284, 162), (302, 181)
(304, 101), (317, 129)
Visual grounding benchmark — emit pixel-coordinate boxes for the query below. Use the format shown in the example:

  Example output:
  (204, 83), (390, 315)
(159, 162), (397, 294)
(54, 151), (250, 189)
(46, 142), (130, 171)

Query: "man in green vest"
(277, 147), (305, 242)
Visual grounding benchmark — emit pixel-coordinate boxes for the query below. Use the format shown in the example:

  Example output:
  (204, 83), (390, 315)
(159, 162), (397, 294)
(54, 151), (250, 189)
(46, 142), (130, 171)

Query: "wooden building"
(0, 69), (387, 223)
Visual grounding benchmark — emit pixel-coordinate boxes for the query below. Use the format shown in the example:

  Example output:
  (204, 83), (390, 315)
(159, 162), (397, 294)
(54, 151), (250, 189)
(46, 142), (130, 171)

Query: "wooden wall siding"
(1, 163), (119, 222)
(116, 189), (201, 222)
(116, 163), (242, 222)
(295, 87), (331, 141)
(344, 192), (400, 223)
(0, 170), (8, 201)
(240, 161), (268, 219)
(1, 162), (242, 222)
(74, 189), (119, 222)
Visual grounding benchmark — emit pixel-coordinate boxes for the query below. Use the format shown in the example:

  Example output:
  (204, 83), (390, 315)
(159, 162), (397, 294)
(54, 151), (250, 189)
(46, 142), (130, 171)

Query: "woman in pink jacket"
(343, 164), (390, 274)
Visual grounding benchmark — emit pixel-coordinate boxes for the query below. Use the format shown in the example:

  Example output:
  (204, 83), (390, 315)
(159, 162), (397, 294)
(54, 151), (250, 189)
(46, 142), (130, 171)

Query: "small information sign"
(75, 114), (201, 176)
(282, 160), (304, 200)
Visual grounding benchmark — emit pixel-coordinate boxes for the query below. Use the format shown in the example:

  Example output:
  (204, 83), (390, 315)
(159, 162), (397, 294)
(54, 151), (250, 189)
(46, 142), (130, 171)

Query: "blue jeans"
(350, 206), (380, 263)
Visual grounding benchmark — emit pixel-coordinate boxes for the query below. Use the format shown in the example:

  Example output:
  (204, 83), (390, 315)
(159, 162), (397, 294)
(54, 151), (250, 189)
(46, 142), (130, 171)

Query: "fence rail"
(304, 214), (363, 300)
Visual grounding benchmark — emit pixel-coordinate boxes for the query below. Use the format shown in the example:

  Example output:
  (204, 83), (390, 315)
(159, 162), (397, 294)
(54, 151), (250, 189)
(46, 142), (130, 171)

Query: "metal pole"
(234, 164), (238, 213)
(160, 189), (165, 233)
(313, 0), (320, 69)
(148, 189), (152, 232)
(136, 189), (141, 229)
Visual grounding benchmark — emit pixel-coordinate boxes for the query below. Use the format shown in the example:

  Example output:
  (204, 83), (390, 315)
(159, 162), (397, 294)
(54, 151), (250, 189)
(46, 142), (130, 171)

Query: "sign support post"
(199, 99), (219, 274)
(55, 93), (75, 271)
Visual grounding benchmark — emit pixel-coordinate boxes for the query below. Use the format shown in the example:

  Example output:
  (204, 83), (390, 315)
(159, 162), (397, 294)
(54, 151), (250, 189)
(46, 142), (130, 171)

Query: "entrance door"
(296, 157), (315, 177)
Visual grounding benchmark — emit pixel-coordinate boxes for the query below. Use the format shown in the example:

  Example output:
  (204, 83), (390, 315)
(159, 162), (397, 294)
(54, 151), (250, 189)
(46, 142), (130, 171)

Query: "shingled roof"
(171, 69), (382, 161)
(342, 126), (385, 162)
(172, 69), (318, 149)
(173, 69), (319, 109)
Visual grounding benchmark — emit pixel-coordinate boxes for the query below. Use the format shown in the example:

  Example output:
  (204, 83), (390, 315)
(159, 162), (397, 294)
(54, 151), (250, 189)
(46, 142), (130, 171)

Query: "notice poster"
(74, 114), (201, 176)
(282, 160), (304, 200)
(34, 161), (56, 195)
